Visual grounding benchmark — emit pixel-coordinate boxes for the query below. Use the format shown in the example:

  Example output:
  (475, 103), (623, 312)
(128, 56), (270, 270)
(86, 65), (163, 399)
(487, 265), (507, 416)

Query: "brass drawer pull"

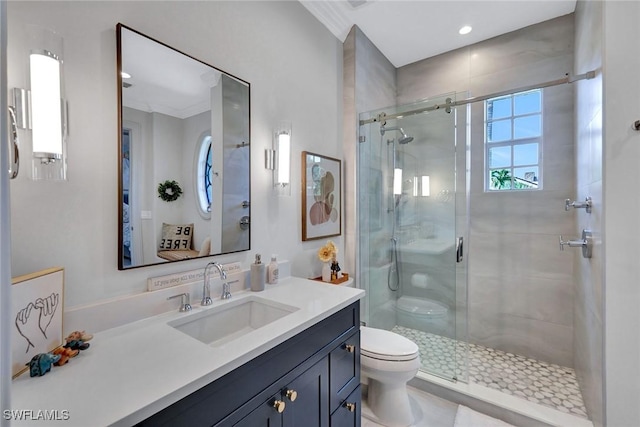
(344, 344), (355, 353)
(285, 389), (298, 402)
(273, 400), (286, 413)
(344, 402), (356, 412)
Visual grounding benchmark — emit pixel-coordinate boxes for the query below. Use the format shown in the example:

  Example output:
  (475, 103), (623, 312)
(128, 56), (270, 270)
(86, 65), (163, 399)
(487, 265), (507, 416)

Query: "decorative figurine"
(64, 340), (90, 351)
(52, 346), (80, 366)
(65, 330), (93, 343)
(63, 330), (92, 351)
(27, 353), (61, 377)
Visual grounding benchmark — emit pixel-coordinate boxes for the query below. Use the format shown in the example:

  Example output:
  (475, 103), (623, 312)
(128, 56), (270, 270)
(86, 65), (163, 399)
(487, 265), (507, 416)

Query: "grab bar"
(7, 105), (19, 179)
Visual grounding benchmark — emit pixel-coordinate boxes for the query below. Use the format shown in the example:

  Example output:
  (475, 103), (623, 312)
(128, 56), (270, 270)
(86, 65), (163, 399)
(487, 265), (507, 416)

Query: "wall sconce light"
(265, 122), (291, 196)
(413, 175), (430, 197)
(12, 27), (67, 181)
(393, 168), (403, 195)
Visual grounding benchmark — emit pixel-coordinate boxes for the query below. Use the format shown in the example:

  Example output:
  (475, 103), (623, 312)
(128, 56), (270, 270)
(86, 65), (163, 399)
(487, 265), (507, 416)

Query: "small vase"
(322, 262), (332, 282)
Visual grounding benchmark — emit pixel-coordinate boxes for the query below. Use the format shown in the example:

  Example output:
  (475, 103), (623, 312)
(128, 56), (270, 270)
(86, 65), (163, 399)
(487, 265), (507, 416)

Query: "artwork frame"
(302, 151), (342, 241)
(11, 267), (64, 378)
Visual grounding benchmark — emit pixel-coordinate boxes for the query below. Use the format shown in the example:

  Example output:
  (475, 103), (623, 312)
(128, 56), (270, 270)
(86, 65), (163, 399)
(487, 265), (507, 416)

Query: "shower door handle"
(456, 237), (463, 263)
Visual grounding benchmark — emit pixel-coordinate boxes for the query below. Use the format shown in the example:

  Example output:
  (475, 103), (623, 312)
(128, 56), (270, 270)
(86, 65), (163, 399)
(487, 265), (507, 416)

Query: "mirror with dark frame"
(117, 24), (250, 270)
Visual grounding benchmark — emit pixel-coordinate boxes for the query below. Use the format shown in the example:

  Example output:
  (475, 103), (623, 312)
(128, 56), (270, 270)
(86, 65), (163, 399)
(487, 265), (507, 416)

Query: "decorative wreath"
(157, 180), (183, 202)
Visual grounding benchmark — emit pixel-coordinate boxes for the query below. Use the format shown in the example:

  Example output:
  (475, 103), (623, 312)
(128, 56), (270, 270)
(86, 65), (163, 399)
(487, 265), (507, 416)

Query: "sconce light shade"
(421, 175), (430, 197)
(393, 168), (403, 195)
(12, 26), (68, 180)
(276, 132), (290, 186)
(266, 122), (291, 196)
(30, 51), (63, 162)
(413, 175), (430, 197)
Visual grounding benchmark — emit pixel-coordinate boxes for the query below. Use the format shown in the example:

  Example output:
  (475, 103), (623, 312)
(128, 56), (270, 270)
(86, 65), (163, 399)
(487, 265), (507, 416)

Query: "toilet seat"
(361, 326), (419, 361)
(395, 296), (448, 319)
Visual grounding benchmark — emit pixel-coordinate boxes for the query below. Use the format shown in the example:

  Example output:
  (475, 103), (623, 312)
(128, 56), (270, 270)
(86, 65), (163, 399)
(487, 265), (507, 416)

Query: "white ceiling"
(299, 0), (577, 68)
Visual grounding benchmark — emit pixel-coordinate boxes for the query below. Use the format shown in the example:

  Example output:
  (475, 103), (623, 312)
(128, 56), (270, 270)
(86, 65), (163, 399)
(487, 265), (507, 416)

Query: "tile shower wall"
(573, 2), (603, 426)
(344, 26), (397, 328)
(397, 15), (577, 367)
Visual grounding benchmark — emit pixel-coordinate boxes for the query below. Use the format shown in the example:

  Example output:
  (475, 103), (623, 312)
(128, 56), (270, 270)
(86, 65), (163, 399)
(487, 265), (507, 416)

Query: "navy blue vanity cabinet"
(330, 385), (361, 427)
(330, 332), (360, 415)
(135, 301), (360, 427)
(281, 357), (329, 426)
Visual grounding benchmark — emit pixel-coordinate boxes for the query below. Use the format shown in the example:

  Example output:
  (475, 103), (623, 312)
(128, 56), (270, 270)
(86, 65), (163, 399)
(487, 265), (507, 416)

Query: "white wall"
(343, 26), (397, 327)
(573, 1), (604, 425)
(7, 1), (343, 307)
(603, 2), (640, 426)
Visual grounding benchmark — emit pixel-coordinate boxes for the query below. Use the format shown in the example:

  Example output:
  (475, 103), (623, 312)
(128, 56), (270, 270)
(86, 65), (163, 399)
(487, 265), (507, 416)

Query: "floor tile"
(391, 325), (589, 419)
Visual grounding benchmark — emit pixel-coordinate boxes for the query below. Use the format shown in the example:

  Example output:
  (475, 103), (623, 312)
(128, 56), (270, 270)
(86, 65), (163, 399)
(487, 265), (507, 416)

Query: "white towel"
(453, 405), (515, 427)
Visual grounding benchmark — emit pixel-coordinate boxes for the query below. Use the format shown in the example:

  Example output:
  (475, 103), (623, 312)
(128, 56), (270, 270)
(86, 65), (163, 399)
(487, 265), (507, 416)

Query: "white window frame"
(194, 133), (212, 219)
(484, 89), (543, 192)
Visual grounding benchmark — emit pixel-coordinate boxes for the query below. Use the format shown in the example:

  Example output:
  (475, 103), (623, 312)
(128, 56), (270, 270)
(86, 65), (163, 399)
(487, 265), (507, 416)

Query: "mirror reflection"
(117, 24), (250, 270)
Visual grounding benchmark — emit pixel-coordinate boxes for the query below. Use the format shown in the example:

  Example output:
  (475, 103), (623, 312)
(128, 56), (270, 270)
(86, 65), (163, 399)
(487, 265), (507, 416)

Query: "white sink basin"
(168, 296), (299, 347)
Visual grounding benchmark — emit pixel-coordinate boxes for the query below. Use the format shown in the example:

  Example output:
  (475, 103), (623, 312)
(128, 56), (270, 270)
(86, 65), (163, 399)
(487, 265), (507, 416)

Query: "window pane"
(514, 115), (541, 139)
(486, 96), (511, 120)
(513, 166), (539, 189)
(489, 169), (512, 190)
(487, 119), (511, 142)
(514, 91), (541, 115)
(513, 143), (538, 166)
(489, 146), (511, 168)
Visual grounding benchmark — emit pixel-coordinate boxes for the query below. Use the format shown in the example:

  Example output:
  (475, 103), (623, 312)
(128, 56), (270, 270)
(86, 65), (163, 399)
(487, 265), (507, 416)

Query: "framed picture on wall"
(11, 267), (64, 378)
(301, 151), (342, 241)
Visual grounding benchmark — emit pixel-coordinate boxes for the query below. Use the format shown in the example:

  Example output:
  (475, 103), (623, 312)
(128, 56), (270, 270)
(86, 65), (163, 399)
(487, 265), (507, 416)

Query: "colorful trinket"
(26, 353), (61, 377)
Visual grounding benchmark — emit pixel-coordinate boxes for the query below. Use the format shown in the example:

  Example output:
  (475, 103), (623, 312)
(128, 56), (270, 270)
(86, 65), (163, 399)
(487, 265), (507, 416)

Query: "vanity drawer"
(330, 385), (361, 427)
(330, 331), (360, 413)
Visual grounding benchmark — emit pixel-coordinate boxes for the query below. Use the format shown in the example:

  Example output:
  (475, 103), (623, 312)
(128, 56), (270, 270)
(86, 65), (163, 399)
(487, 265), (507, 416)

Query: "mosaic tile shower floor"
(391, 326), (589, 419)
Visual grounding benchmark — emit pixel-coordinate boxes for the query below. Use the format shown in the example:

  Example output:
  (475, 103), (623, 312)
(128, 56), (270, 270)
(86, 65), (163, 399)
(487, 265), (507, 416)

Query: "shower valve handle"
(559, 230), (593, 258)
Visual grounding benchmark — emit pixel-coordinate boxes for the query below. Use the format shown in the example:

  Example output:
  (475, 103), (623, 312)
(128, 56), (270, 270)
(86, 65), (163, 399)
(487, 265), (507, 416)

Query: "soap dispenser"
(267, 254), (279, 284)
(251, 254), (266, 292)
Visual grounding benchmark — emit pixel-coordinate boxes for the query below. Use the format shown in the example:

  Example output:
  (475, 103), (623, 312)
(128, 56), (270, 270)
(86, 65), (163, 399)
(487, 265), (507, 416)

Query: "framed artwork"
(11, 267), (64, 378)
(302, 151), (342, 241)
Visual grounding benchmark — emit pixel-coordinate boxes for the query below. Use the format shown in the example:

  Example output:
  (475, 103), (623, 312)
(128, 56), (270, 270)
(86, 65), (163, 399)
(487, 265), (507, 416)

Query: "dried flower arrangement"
(317, 240), (338, 263)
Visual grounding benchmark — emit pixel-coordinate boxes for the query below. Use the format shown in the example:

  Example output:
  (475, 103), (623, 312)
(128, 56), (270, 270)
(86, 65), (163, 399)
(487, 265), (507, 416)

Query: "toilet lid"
(396, 296), (448, 319)
(360, 326), (419, 361)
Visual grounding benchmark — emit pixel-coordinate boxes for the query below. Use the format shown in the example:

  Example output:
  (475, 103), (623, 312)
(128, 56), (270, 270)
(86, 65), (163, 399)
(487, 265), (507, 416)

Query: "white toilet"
(395, 295), (452, 336)
(360, 326), (421, 427)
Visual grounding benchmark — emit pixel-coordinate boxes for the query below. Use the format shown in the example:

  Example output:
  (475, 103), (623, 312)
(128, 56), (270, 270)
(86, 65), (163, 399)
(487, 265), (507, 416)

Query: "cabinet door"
(330, 332), (360, 413)
(330, 385), (361, 427)
(282, 356), (329, 427)
(234, 393), (284, 427)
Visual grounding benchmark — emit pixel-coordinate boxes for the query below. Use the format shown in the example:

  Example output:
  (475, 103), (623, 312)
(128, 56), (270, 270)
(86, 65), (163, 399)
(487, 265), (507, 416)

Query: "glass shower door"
(358, 93), (468, 382)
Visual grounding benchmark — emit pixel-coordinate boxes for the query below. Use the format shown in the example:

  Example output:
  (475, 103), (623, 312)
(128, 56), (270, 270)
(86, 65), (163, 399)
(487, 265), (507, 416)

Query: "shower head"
(380, 125), (414, 144)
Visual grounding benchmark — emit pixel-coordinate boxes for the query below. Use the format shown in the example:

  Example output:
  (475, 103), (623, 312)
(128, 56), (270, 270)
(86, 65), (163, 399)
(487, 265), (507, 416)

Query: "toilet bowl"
(360, 326), (421, 427)
(395, 296), (451, 336)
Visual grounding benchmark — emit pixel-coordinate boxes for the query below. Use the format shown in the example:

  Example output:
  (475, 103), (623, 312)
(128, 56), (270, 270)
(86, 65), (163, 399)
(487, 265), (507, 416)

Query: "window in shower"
(485, 89), (542, 191)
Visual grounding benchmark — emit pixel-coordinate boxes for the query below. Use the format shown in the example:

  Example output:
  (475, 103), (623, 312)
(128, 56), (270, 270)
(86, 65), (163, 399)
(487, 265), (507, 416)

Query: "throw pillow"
(159, 223), (194, 251)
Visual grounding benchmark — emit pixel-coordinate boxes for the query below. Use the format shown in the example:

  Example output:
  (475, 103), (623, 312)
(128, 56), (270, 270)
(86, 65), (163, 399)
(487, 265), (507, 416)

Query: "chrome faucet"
(167, 293), (192, 312)
(203, 262), (229, 304)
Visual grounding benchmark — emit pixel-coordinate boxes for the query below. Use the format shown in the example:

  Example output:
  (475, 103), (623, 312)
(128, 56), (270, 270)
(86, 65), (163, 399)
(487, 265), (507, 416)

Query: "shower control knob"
(558, 230), (593, 258)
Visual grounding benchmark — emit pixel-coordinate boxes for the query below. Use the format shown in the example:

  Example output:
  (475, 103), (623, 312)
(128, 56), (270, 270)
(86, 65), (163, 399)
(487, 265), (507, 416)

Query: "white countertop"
(10, 277), (364, 426)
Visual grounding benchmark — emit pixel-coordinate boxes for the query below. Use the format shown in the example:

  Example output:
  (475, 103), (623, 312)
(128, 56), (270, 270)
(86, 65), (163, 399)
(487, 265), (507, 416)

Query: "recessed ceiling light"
(459, 26), (472, 35)
(121, 71), (131, 79)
